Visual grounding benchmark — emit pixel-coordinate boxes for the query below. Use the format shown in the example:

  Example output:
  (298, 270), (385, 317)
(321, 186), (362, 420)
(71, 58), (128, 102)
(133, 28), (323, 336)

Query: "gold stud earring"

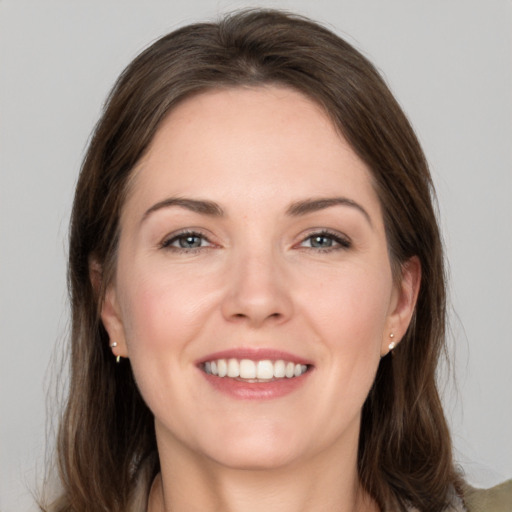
(110, 342), (121, 363)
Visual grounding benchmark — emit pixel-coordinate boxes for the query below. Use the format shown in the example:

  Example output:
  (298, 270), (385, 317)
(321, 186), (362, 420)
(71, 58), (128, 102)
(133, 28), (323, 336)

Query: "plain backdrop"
(1, 1), (511, 510)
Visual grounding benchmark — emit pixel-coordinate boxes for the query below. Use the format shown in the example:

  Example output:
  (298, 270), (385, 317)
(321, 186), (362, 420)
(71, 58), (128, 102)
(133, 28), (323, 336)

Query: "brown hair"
(46, 9), (461, 512)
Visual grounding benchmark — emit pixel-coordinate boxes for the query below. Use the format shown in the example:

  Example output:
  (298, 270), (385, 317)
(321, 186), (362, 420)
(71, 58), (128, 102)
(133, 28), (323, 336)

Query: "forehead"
(125, 85), (381, 222)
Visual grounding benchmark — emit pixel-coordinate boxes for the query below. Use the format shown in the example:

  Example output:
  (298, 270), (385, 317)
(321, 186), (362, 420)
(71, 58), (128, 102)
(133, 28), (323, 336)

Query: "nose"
(221, 249), (293, 327)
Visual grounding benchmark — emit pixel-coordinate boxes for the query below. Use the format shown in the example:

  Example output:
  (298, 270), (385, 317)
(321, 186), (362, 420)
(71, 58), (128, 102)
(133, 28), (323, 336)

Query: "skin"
(100, 86), (421, 512)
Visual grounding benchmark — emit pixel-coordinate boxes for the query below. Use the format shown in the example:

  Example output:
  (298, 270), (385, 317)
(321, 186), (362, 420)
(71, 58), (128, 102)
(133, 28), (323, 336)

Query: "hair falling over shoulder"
(41, 9), (463, 512)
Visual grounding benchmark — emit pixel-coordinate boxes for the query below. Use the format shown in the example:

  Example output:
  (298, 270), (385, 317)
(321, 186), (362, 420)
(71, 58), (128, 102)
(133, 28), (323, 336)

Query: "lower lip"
(201, 370), (312, 400)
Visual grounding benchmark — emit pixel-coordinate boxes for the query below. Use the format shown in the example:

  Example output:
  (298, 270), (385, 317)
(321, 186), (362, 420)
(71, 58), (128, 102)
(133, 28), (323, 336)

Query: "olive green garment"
(464, 480), (512, 512)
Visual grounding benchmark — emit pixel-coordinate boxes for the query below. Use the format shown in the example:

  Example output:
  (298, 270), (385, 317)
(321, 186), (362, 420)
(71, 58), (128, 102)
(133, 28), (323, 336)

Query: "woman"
(44, 9), (479, 512)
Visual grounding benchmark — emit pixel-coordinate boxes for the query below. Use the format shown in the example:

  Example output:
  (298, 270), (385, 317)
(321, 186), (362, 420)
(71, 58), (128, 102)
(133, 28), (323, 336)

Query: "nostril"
(229, 311), (283, 325)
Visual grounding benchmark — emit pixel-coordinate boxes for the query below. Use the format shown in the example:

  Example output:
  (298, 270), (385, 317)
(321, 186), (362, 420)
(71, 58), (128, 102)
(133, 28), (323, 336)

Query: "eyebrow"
(142, 197), (224, 223)
(286, 197), (373, 227)
(141, 195), (372, 227)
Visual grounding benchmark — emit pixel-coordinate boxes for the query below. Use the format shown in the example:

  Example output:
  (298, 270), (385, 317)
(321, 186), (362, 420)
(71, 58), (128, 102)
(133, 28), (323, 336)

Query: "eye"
(161, 231), (213, 251)
(299, 231), (351, 251)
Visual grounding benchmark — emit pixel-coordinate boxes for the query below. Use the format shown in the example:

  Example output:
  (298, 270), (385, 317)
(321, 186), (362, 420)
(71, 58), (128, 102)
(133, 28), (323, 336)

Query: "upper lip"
(196, 348), (313, 366)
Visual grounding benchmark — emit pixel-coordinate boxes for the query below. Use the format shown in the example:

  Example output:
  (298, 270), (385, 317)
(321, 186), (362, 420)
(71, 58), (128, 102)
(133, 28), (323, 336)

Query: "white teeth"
(256, 360), (274, 379)
(239, 359), (256, 379)
(203, 358), (309, 380)
(217, 359), (227, 377)
(274, 360), (286, 378)
(227, 358), (240, 378)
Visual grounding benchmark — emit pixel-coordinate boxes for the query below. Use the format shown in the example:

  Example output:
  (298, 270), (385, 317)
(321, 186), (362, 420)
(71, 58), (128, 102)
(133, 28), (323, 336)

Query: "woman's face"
(101, 86), (419, 470)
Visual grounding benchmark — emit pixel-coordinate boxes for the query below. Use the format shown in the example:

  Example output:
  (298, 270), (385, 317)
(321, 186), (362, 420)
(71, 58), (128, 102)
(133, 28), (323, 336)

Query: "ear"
(381, 256), (421, 356)
(89, 259), (129, 359)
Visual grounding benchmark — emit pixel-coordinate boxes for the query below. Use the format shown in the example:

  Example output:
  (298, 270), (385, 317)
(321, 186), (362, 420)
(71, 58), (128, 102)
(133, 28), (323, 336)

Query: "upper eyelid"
(157, 227), (351, 248)
(298, 228), (351, 243)
(160, 229), (214, 248)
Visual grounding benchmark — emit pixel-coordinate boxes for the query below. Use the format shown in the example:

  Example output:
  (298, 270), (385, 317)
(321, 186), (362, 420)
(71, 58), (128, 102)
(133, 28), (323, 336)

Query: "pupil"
(312, 235), (332, 248)
(180, 235), (201, 248)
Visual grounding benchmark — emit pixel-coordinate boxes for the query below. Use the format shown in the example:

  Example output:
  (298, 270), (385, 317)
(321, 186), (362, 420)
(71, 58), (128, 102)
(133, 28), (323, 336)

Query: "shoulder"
(463, 480), (512, 512)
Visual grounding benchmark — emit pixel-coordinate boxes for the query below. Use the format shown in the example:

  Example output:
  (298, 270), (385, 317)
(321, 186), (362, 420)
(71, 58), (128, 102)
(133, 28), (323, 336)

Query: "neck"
(148, 431), (378, 512)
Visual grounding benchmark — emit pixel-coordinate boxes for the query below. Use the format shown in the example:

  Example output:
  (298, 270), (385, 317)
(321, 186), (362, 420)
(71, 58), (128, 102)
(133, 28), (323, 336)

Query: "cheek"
(302, 265), (392, 389)
(115, 269), (208, 418)
(119, 241), (225, 329)
(115, 259), (227, 411)
(119, 270), (207, 355)
(303, 263), (392, 341)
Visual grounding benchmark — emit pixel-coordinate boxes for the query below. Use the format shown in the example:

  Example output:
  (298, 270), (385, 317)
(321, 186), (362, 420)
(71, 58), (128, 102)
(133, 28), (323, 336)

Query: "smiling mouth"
(202, 358), (310, 382)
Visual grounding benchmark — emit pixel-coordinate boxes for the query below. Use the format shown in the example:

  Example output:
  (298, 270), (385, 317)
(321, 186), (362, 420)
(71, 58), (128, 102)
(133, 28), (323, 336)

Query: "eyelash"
(298, 230), (352, 252)
(160, 229), (351, 254)
(160, 230), (213, 253)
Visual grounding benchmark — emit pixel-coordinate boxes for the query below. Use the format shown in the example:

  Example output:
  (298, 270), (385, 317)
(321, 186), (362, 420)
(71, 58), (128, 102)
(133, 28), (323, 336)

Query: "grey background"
(1, 1), (511, 510)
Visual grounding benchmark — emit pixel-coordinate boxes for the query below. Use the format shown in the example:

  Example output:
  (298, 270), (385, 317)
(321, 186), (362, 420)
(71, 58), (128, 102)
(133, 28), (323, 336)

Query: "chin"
(209, 443), (300, 471)
(197, 421), (306, 471)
